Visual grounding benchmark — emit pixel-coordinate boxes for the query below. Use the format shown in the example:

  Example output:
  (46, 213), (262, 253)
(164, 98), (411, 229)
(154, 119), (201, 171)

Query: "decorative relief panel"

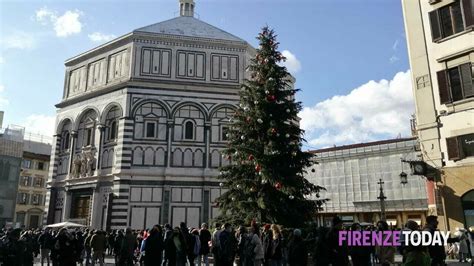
(68, 66), (87, 97)
(87, 58), (107, 90)
(176, 50), (205, 80)
(211, 53), (238, 82)
(140, 47), (171, 77)
(108, 49), (129, 83)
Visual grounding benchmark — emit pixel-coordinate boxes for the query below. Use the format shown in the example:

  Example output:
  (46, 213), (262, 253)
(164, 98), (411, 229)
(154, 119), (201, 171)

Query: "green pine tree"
(215, 27), (327, 228)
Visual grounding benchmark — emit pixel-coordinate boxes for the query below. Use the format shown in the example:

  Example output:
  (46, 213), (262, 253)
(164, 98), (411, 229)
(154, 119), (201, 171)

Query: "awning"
(386, 219), (397, 226)
(44, 221), (87, 228)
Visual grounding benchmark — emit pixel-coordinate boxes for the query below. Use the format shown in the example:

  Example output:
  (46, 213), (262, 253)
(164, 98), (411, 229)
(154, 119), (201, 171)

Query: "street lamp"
(377, 179), (387, 222)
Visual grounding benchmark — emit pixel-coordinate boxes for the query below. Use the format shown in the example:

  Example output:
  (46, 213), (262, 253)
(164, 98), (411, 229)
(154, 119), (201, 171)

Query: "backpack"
(193, 235), (201, 256)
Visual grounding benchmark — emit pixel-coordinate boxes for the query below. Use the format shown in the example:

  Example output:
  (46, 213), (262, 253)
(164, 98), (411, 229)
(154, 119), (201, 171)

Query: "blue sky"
(0, 0), (414, 148)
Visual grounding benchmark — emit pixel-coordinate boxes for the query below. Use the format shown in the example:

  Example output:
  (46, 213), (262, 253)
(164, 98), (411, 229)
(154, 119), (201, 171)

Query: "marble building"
(45, 0), (256, 229)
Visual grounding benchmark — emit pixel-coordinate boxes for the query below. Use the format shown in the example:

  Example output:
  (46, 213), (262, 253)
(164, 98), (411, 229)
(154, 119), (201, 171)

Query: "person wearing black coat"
(288, 229), (307, 266)
(143, 225), (164, 266)
(56, 228), (76, 266)
(199, 223), (212, 266)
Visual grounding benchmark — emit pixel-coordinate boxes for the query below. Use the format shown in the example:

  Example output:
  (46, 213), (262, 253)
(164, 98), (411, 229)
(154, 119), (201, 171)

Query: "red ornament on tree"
(275, 182), (282, 190)
(267, 95), (276, 102)
(246, 117), (251, 122)
(227, 155), (232, 160)
(255, 164), (261, 172)
(248, 154), (254, 161)
(271, 128), (277, 135)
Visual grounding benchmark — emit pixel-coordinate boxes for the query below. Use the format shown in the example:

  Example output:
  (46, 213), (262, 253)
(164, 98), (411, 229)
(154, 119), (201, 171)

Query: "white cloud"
(0, 31), (36, 50)
(88, 32), (116, 43)
(35, 7), (56, 24)
(280, 50), (301, 75)
(0, 56), (4, 64)
(299, 70), (414, 148)
(35, 7), (83, 37)
(54, 10), (83, 37)
(21, 114), (56, 136)
(389, 55), (399, 63)
(0, 85), (9, 109)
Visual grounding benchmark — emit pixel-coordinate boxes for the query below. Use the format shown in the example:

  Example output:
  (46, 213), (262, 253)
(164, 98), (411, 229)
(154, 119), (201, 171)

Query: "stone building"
(46, 0), (256, 229)
(0, 125), (24, 227)
(14, 135), (51, 229)
(402, 0), (474, 230)
(307, 138), (429, 227)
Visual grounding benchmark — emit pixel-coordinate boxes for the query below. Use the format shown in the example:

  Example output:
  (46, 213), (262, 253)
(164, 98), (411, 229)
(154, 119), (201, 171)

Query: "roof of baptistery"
(66, 0), (248, 64)
(134, 16), (246, 43)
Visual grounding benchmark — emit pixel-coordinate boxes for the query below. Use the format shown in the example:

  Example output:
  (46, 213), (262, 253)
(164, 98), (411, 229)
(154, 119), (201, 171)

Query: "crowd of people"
(0, 220), (307, 266)
(0, 215), (472, 266)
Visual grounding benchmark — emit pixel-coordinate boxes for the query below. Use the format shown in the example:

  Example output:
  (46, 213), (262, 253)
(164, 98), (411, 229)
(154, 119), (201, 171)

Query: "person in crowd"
(191, 229), (201, 265)
(312, 226), (330, 265)
(262, 224), (273, 266)
(90, 230), (106, 266)
(424, 216), (446, 266)
(19, 230), (35, 266)
(219, 223), (237, 266)
(236, 225), (247, 266)
(199, 223), (211, 266)
(399, 220), (430, 266)
(251, 222), (265, 266)
(468, 226), (474, 264)
(55, 228), (76, 266)
(348, 223), (371, 266)
(288, 229), (307, 266)
(75, 230), (85, 265)
(270, 224), (283, 266)
(375, 221), (395, 266)
(327, 216), (349, 266)
(84, 230), (94, 266)
(120, 227), (137, 266)
(113, 230), (124, 264)
(280, 228), (289, 266)
(458, 228), (470, 262)
(142, 224), (164, 266)
(162, 224), (173, 266)
(1, 228), (26, 265)
(107, 230), (116, 256)
(174, 226), (188, 266)
(38, 228), (54, 266)
(212, 222), (223, 265)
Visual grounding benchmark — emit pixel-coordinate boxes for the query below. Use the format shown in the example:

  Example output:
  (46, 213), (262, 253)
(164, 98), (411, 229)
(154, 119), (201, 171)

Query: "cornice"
(55, 79), (240, 109)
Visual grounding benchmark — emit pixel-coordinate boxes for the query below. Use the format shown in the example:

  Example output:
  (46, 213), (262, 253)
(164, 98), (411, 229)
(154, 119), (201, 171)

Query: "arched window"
(104, 106), (121, 142)
(62, 131), (70, 150)
(58, 119), (72, 152)
(109, 121), (117, 140)
(184, 121), (194, 140)
(77, 109), (98, 148)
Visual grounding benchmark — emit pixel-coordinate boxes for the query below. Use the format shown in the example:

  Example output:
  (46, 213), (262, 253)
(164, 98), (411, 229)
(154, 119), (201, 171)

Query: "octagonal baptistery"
(45, 0), (258, 230)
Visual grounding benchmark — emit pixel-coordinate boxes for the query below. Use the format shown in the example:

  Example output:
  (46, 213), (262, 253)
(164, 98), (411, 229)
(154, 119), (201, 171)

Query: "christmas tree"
(216, 27), (326, 228)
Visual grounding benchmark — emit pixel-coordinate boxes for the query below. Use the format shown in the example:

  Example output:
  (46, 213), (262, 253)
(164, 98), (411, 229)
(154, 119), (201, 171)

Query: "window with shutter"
(440, 5), (454, 36)
(437, 70), (451, 104)
(460, 63), (474, 98)
(451, 1), (464, 34)
(462, 0), (473, 28)
(430, 11), (442, 41)
(459, 133), (474, 158)
(448, 67), (464, 101)
(446, 136), (462, 160)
